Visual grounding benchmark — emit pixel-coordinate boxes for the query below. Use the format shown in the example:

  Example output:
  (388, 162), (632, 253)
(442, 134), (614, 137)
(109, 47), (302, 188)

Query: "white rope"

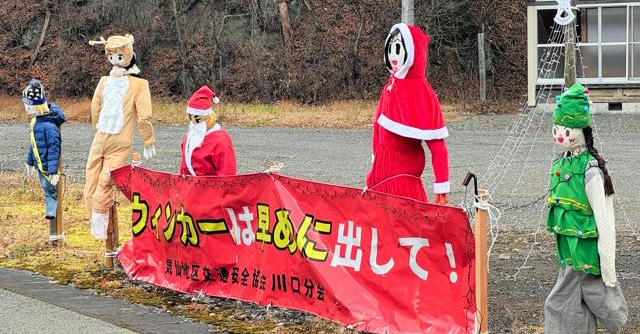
(263, 163), (283, 174)
(48, 233), (66, 243)
(105, 248), (120, 258)
(474, 195), (502, 259)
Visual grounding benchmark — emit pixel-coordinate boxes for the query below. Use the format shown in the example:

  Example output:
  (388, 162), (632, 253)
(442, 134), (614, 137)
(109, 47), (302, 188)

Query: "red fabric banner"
(111, 166), (476, 334)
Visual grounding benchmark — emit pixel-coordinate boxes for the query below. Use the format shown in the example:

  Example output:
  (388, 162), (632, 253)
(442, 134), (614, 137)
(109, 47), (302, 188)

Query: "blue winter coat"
(26, 103), (66, 175)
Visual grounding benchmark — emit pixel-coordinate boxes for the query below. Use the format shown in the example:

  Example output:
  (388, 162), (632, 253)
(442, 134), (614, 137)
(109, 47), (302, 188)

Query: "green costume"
(544, 82), (627, 333)
(546, 150), (600, 275)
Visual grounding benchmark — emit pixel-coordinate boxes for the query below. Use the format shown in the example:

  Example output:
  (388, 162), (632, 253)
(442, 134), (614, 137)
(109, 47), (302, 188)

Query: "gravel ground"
(1, 112), (639, 333)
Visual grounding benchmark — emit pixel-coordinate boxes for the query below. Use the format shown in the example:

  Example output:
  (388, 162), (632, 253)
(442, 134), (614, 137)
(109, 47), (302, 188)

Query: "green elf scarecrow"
(544, 83), (628, 333)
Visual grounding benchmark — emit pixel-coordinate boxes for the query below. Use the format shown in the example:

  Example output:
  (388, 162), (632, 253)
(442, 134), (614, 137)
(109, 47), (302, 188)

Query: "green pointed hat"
(552, 83), (592, 128)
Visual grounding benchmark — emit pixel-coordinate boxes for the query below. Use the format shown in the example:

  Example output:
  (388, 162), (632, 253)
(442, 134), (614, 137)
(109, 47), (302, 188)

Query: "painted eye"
(552, 127), (557, 135)
(395, 43), (400, 55)
(565, 129), (570, 137)
(118, 55), (123, 61)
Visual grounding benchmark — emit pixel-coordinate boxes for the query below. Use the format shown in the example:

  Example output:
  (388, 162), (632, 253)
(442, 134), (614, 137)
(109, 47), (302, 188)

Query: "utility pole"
(402, 0), (414, 25)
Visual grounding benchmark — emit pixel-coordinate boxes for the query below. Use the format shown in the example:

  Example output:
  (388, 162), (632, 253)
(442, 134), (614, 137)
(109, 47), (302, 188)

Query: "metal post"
(475, 188), (490, 334)
(402, 0), (414, 25)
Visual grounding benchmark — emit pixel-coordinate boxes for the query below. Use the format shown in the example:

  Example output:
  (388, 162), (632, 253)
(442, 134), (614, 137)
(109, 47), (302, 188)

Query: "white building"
(527, 0), (640, 111)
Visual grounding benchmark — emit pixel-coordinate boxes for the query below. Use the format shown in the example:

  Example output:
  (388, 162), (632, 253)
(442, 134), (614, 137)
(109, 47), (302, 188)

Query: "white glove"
(49, 174), (59, 187)
(25, 164), (36, 177)
(143, 145), (156, 160)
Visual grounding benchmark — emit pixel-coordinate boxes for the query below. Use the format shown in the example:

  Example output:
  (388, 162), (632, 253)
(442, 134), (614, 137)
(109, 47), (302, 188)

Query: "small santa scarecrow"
(544, 83), (627, 333)
(85, 34), (156, 239)
(180, 85), (237, 176)
(366, 23), (450, 203)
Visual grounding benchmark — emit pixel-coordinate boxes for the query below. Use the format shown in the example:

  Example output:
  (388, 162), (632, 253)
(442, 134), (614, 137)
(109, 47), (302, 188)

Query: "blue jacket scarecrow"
(23, 79), (65, 221)
(26, 103), (65, 176)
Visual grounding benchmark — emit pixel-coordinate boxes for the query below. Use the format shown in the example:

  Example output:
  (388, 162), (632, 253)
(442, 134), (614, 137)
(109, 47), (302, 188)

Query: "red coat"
(366, 24), (450, 201)
(180, 126), (237, 176)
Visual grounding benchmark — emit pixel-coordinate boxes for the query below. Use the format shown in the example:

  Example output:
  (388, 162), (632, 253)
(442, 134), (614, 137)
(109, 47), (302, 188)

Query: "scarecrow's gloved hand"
(435, 193), (449, 205)
(143, 145), (156, 160)
(25, 164), (36, 177)
(49, 174), (59, 187)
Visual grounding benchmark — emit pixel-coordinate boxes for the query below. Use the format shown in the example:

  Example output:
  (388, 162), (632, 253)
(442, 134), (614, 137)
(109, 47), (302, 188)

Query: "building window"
(536, 4), (640, 84)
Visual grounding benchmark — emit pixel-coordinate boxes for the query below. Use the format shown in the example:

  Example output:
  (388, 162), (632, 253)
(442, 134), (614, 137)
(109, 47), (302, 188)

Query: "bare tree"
(276, 0), (292, 51)
(249, 0), (260, 39)
(171, 0), (189, 95)
(29, 7), (51, 68)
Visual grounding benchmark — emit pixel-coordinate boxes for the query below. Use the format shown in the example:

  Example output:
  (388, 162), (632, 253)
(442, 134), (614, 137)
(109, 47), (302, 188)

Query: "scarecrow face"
(108, 52), (126, 67)
(188, 114), (208, 125)
(386, 32), (406, 72)
(552, 124), (585, 151)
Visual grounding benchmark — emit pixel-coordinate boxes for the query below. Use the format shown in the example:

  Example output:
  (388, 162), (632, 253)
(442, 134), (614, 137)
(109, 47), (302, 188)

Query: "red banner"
(111, 166), (476, 334)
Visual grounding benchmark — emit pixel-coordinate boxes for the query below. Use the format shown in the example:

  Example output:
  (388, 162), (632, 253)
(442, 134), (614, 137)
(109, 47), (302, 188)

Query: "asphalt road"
(0, 288), (136, 334)
(2, 112), (639, 211)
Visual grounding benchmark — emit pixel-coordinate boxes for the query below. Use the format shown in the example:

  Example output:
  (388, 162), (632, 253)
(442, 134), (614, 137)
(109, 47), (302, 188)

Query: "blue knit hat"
(22, 79), (47, 106)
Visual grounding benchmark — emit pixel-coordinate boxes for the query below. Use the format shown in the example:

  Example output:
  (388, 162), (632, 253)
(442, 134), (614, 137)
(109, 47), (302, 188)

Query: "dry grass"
(0, 95), (474, 128)
(0, 172), (131, 279)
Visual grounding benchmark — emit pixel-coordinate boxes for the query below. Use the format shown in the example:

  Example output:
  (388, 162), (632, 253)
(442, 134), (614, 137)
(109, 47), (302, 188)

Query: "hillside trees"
(0, 0), (526, 104)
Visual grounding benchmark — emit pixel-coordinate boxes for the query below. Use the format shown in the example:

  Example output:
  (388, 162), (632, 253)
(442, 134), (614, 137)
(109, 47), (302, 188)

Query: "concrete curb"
(0, 267), (214, 334)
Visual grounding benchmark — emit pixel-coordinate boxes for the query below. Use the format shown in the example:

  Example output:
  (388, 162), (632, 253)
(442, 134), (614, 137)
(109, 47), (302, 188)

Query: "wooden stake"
(478, 31), (487, 101)
(105, 203), (120, 268)
(475, 188), (490, 334)
(564, 0), (577, 87)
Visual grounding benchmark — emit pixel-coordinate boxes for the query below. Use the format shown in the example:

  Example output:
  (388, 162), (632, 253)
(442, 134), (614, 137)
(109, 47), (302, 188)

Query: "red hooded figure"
(366, 23), (450, 203)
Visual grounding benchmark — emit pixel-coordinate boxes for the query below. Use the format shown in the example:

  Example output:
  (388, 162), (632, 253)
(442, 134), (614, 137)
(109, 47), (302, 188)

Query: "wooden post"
(475, 188), (490, 334)
(564, 0), (577, 87)
(105, 202), (120, 267)
(478, 31), (487, 101)
(401, 0), (414, 25)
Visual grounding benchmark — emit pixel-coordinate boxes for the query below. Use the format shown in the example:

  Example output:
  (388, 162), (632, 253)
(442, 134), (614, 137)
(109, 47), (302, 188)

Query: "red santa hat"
(186, 85), (220, 116)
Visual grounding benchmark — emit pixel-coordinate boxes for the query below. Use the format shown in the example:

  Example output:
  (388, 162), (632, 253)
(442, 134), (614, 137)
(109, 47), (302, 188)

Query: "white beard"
(185, 121), (207, 176)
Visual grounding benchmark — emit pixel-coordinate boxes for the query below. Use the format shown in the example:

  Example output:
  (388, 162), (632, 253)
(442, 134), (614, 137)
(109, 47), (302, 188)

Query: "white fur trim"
(377, 114), (449, 140)
(213, 96), (220, 104)
(186, 106), (213, 116)
(385, 23), (414, 80)
(97, 76), (128, 134)
(433, 181), (450, 194)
